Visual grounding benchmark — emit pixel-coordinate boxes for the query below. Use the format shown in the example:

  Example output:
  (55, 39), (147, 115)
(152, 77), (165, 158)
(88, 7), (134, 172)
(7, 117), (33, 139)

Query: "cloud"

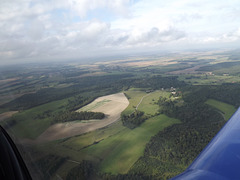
(67, 0), (131, 18)
(221, 28), (240, 42)
(1, 0), (240, 64)
(27, 20), (45, 40)
(124, 27), (186, 47)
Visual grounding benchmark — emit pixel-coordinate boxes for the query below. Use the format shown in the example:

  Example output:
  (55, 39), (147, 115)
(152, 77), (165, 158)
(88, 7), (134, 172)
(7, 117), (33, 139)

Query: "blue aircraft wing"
(172, 107), (240, 180)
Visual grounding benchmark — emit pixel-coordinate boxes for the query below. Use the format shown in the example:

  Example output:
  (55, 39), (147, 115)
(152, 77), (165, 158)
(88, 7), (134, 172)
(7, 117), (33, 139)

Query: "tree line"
(128, 85), (233, 179)
(121, 110), (147, 129)
(52, 111), (105, 124)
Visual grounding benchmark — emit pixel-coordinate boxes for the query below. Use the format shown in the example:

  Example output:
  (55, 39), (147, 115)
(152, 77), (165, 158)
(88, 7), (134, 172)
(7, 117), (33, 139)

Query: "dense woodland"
(52, 111), (105, 124)
(121, 110), (147, 129)
(2, 62), (240, 180)
(63, 84), (240, 179)
(0, 74), (132, 110)
(133, 76), (186, 90)
(197, 61), (240, 73)
(66, 161), (96, 180)
(1, 75), (186, 111)
(35, 155), (67, 180)
(128, 85), (239, 179)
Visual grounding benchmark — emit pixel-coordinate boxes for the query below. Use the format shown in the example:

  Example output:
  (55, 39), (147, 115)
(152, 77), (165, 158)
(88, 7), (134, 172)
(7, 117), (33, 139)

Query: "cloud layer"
(1, 0), (240, 63)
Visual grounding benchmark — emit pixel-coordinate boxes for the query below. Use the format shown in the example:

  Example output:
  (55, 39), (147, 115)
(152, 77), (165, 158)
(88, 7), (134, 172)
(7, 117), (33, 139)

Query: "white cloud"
(0, 0), (240, 64)
(67, 0), (131, 18)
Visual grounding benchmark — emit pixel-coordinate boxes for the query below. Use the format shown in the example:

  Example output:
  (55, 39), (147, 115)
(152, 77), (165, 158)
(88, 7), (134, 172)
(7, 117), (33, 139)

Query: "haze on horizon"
(1, 0), (240, 65)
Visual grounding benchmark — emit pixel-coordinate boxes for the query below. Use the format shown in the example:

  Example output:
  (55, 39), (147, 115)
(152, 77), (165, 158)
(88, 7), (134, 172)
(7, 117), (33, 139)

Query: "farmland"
(86, 115), (180, 174)
(1, 50), (240, 179)
(122, 88), (172, 116)
(37, 93), (129, 142)
(33, 114), (180, 178)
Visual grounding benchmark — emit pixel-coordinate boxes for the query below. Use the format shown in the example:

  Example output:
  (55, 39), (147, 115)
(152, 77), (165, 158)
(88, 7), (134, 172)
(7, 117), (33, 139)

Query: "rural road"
(136, 93), (152, 110)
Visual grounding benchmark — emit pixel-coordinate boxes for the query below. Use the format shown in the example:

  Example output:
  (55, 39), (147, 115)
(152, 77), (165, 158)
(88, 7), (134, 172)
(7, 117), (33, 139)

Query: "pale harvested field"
(0, 111), (18, 122)
(37, 93), (129, 142)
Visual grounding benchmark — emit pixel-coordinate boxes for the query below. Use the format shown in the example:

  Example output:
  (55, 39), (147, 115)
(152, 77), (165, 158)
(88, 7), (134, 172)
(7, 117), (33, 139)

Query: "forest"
(59, 84), (240, 179)
(1, 56), (240, 180)
(121, 110), (147, 129)
(52, 111), (105, 124)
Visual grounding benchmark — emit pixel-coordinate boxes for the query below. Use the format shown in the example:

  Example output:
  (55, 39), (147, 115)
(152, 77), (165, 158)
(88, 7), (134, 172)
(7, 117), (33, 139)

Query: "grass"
(61, 121), (126, 151)
(52, 161), (78, 180)
(26, 89), (178, 176)
(205, 99), (236, 120)
(137, 91), (171, 115)
(34, 115), (180, 176)
(33, 121), (126, 161)
(82, 115), (181, 174)
(123, 88), (171, 116)
(8, 98), (71, 139)
(122, 89), (146, 115)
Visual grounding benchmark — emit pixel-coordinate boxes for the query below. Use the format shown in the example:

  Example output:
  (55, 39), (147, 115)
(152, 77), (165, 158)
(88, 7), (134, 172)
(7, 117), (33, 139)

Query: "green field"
(82, 115), (180, 174)
(122, 89), (146, 115)
(7, 98), (71, 139)
(34, 121), (126, 178)
(205, 99), (236, 120)
(34, 115), (180, 177)
(123, 89), (171, 116)
(137, 91), (171, 115)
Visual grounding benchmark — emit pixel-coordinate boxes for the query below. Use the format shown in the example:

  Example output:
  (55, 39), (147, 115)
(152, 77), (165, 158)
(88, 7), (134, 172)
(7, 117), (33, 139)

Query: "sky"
(1, 0), (240, 64)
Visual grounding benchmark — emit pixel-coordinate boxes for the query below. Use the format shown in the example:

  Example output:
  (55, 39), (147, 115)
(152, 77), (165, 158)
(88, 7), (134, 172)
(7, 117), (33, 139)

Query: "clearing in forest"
(123, 88), (171, 116)
(205, 99), (236, 120)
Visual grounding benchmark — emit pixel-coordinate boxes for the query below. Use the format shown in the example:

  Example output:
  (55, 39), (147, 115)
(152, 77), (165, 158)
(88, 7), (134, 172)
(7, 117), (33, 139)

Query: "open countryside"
(1, 50), (240, 179)
(37, 93), (129, 142)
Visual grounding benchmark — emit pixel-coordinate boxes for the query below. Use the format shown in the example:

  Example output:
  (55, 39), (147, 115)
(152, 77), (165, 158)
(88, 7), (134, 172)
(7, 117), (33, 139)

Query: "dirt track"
(36, 93), (129, 142)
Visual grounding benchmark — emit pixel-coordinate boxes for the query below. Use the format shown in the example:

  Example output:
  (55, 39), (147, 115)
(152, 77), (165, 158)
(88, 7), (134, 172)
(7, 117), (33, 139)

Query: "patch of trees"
(66, 96), (95, 111)
(197, 61), (240, 72)
(66, 160), (96, 180)
(66, 160), (153, 180)
(52, 111), (105, 124)
(121, 111), (147, 129)
(1, 74), (133, 110)
(181, 84), (240, 108)
(129, 118), (225, 179)
(129, 85), (227, 179)
(209, 84), (240, 108)
(123, 93), (131, 100)
(35, 155), (67, 180)
(0, 74), (186, 111)
(100, 172), (153, 180)
(133, 76), (186, 90)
